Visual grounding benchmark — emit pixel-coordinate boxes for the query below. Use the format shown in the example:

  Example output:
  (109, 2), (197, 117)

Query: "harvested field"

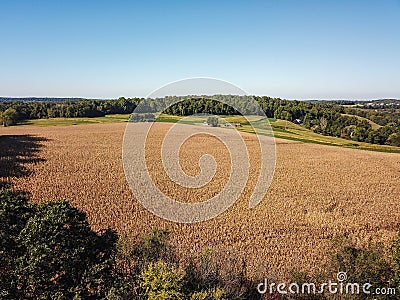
(1, 122), (399, 280)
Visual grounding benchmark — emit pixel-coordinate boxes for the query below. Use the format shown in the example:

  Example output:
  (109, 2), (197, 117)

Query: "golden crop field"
(1, 122), (400, 281)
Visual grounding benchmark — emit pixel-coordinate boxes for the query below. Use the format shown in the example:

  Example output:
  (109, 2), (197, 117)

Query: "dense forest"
(0, 98), (143, 119)
(0, 96), (399, 146)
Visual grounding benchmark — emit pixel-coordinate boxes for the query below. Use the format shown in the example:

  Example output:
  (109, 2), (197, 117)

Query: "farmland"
(1, 121), (399, 281)
(156, 114), (400, 153)
(15, 113), (400, 153)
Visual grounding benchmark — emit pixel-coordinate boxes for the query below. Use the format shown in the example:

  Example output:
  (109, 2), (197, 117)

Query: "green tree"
(387, 133), (400, 146)
(0, 190), (120, 299)
(0, 107), (18, 126)
(15, 200), (118, 299)
(0, 190), (34, 299)
(333, 238), (394, 299)
(139, 261), (185, 300)
(207, 116), (219, 127)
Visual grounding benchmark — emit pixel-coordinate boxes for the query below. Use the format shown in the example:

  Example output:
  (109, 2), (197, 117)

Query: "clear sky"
(0, 0), (399, 99)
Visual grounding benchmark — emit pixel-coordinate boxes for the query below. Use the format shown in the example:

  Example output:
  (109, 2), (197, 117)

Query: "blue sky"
(0, 0), (399, 99)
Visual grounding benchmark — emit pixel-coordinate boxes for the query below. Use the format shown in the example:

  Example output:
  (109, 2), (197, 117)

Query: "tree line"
(255, 96), (400, 146)
(161, 95), (400, 146)
(1, 95), (399, 146)
(0, 97), (143, 122)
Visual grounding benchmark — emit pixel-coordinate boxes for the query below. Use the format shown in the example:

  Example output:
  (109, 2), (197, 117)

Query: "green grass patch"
(341, 113), (382, 130)
(18, 114), (131, 126)
(13, 113), (400, 153)
(132, 113), (400, 153)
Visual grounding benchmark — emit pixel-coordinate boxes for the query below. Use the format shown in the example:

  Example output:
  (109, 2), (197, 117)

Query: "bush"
(391, 232), (400, 294)
(207, 116), (219, 127)
(0, 107), (18, 126)
(131, 228), (175, 274)
(333, 237), (395, 299)
(183, 248), (259, 299)
(190, 288), (225, 300)
(139, 261), (185, 300)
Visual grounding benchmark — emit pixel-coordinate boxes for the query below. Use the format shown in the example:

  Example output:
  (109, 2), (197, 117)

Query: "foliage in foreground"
(2, 189), (400, 299)
(0, 189), (119, 299)
(332, 237), (396, 300)
(0, 190), (252, 299)
(139, 261), (185, 300)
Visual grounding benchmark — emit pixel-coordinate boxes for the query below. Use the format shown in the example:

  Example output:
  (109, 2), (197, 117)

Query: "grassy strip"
(154, 114), (400, 153)
(18, 114), (131, 126)
(12, 113), (400, 153)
